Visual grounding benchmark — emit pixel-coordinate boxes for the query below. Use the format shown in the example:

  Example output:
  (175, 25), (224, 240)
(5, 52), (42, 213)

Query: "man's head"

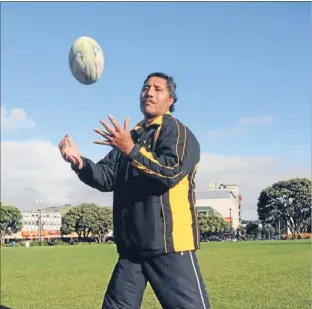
(140, 72), (178, 119)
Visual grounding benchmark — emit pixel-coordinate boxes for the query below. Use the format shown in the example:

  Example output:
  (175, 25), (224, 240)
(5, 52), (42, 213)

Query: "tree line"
(257, 177), (311, 236)
(0, 177), (310, 244)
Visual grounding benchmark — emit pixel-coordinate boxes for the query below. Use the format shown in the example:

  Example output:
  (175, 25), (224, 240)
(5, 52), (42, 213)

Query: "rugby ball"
(68, 36), (104, 85)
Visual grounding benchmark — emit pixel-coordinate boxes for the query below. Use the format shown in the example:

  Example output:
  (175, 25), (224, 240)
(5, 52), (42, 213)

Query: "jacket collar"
(133, 112), (170, 131)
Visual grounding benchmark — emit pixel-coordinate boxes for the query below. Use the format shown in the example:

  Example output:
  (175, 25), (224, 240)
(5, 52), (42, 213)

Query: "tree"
(90, 207), (113, 243)
(0, 205), (23, 244)
(246, 222), (261, 240)
(61, 203), (97, 240)
(198, 212), (230, 236)
(262, 223), (275, 240)
(61, 203), (113, 242)
(257, 178), (311, 235)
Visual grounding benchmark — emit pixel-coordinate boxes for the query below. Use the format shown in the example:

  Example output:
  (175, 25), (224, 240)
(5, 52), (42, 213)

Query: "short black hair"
(143, 72), (178, 112)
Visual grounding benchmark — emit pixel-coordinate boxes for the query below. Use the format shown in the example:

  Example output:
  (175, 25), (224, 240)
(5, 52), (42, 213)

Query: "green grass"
(1, 240), (311, 309)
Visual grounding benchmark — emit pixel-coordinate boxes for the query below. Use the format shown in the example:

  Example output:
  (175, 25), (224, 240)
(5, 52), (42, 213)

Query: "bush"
(15, 241), (26, 247)
(1, 243), (12, 247)
(30, 240), (49, 246)
(282, 233), (311, 240)
(300, 233), (312, 239)
(1, 239), (70, 247)
(52, 239), (67, 246)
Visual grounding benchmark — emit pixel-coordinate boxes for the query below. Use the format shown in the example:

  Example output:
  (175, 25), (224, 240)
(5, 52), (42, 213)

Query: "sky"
(1, 2), (311, 220)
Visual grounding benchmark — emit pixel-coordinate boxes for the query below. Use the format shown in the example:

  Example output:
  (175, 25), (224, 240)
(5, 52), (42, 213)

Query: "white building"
(195, 183), (242, 229)
(20, 209), (62, 239)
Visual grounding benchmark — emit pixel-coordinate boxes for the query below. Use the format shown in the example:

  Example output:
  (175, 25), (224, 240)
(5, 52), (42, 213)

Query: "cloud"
(1, 140), (113, 210)
(205, 115), (276, 139)
(205, 127), (242, 139)
(196, 153), (310, 218)
(1, 139), (310, 220)
(1, 106), (35, 130)
(237, 115), (276, 126)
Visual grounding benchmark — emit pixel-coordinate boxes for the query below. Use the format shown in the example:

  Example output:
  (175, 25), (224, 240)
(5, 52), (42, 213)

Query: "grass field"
(1, 240), (311, 309)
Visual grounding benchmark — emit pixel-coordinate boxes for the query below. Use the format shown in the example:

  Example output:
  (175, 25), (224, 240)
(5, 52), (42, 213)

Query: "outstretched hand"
(94, 115), (134, 155)
(59, 135), (83, 169)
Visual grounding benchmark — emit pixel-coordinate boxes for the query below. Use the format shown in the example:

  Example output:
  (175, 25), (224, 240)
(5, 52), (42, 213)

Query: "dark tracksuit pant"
(102, 250), (210, 309)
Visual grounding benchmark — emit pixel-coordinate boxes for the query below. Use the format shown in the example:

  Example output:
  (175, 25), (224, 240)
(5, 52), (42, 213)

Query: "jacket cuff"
(71, 157), (85, 174)
(127, 144), (141, 161)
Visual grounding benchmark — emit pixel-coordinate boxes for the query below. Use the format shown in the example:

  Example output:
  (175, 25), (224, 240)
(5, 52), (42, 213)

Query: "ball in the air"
(68, 36), (104, 85)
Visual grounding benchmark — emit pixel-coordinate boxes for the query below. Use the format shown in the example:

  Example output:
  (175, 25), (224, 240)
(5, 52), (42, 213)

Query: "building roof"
(195, 190), (233, 200)
(21, 207), (62, 213)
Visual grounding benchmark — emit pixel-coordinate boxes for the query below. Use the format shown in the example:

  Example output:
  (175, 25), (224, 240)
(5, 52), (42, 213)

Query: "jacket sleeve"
(72, 149), (117, 192)
(127, 119), (200, 188)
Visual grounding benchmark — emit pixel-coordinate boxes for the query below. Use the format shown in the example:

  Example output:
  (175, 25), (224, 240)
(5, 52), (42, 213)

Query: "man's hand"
(59, 135), (84, 169)
(94, 115), (134, 155)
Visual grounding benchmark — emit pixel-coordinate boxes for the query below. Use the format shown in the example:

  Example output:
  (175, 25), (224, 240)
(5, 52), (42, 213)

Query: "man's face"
(140, 76), (174, 118)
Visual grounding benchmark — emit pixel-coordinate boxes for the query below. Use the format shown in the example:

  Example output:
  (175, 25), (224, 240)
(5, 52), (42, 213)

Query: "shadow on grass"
(0, 305), (13, 309)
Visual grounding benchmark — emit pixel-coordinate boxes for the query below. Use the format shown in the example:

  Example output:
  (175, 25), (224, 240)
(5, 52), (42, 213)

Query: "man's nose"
(147, 87), (155, 97)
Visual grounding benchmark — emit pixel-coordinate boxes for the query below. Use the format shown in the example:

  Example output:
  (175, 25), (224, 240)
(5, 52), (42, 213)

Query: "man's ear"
(168, 97), (174, 108)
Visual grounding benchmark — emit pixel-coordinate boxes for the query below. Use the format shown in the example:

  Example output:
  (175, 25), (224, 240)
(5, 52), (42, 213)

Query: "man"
(59, 72), (210, 309)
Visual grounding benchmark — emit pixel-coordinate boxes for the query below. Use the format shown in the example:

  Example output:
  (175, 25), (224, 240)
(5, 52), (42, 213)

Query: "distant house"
(195, 187), (241, 229)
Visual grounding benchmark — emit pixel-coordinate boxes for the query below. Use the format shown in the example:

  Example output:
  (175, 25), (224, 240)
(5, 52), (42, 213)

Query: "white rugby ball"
(68, 36), (104, 85)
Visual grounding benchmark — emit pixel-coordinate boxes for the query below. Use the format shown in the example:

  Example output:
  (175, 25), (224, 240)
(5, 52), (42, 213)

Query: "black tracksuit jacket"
(73, 113), (200, 257)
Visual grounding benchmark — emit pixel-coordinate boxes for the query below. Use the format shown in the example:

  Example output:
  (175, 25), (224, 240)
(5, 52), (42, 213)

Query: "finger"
(124, 116), (130, 131)
(66, 135), (74, 146)
(94, 128), (113, 140)
(59, 139), (65, 149)
(67, 155), (78, 166)
(62, 140), (70, 150)
(61, 147), (70, 158)
(66, 155), (78, 166)
(100, 120), (115, 135)
(93, 140), (112, 146)
(60, 142), (67, 153)
(108, 115), (122, 132)
(59, 134), (69, 148)
(63, 153), (73, 164)
(60, 140), (70, 153)
(59, 137), (67, 149)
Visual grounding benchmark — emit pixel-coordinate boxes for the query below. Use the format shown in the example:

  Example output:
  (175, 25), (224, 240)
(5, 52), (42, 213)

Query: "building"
(20, 209), (62, 239)
(195, 182), (242, 229)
